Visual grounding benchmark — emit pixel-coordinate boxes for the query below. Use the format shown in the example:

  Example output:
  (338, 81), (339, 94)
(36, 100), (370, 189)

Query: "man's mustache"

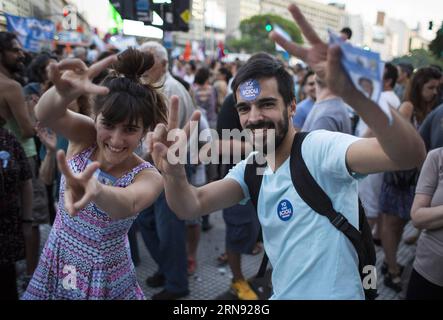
(246, 121), (275, 130)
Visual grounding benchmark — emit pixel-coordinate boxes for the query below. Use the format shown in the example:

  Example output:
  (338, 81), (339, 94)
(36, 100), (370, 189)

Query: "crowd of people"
(1, 3), (443, 300)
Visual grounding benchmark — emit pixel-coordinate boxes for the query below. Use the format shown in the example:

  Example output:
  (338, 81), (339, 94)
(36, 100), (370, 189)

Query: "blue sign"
(5, 14), (55, 53)
(277, 199), (294, 221)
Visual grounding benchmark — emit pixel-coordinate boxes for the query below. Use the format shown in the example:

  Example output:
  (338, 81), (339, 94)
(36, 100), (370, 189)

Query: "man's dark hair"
(194, 67), (210, 85)
(398, 63), (414, 78)
(340, 27), (352, 40)
(0, 32), (18, 54)
(231, 53), (295, 106)
(384, 62), (398, 89)
(301, 70), (315, 88)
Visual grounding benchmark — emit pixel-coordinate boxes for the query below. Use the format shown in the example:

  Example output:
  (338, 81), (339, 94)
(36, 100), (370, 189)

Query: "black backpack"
(244, 132), (378, 300)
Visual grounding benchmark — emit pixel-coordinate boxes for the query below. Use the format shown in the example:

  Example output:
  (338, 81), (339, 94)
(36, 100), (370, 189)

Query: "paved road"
(17, 210), (417, 300)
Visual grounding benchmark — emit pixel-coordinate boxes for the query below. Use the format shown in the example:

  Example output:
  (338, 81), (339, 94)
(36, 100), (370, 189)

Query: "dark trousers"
(406, 268), (443, 300)
(137, 192), (188, 293)
(0, 264), (18, 300)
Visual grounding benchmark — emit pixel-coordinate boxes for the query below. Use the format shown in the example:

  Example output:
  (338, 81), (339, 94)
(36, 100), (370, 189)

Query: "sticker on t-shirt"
(277, 199), (293, 221)
(239, 79), (261, 101)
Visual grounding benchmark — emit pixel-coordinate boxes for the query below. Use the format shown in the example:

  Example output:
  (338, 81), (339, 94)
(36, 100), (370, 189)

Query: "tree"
(226, 14), (303, 56)
(392, 49), (443, 69)
(429, 23), (443, 59)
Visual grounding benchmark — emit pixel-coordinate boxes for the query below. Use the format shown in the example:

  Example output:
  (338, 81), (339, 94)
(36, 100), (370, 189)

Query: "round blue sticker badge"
(277, 199), (294, 221)
(239, 79), (261, 101)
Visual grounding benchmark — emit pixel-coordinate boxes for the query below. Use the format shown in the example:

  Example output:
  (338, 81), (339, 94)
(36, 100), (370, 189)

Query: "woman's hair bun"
(113, 47), (155, 81)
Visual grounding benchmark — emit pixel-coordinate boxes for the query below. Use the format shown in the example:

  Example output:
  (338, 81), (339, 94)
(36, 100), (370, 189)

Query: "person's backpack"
(244, 132), (378, 300)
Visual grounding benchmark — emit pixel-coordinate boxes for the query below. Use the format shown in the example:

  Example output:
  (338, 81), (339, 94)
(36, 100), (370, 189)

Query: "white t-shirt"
(225, 130), (365, 299)
(354, 90), (401, 137)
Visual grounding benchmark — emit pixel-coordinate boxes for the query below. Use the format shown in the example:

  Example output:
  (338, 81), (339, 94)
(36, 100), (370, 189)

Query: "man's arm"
(5, 82), (35, 138)
(270, 4), (426, 175)
(149, 96), (246, 219)
(344, 89), (425, 174)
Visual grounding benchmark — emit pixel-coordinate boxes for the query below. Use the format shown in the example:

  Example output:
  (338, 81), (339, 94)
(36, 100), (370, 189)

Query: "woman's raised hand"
(47, 55), (118, 100)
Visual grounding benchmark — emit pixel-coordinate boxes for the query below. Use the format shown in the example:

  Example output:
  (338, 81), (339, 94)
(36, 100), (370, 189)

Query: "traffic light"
(265, 19), (273, 32)
(429, 21), (433, 30)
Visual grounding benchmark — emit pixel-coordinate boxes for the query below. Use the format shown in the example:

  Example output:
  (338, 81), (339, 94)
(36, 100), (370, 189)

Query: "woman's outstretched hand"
(57, 150), (101, 216)
(47, 55), (118, 101)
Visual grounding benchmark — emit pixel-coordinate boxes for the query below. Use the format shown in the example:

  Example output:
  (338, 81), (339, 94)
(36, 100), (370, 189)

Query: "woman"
(22, 48), (167, 300)
(406, 147), (443, 299)
(380, 67), (441, 292)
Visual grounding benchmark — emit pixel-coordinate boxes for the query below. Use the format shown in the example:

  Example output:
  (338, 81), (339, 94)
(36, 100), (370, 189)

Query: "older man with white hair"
(136, 41), (195, 300)
(140, 41), (194, 129)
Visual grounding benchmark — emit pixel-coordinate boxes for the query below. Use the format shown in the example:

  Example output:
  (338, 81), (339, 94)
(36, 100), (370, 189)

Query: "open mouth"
(106, 144), (125, 153)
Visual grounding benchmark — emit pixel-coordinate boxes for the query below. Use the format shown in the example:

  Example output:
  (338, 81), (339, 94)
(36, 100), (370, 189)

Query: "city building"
(260, 0), (346, 42)
(225, 0), (260, 40)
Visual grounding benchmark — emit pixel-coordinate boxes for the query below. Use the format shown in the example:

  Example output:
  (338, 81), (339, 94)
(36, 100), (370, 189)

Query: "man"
(216, 93), (261, 300)
(355, 62), (401, 137)
(340, 27), (353, 41)
(148, 4), (425, 299)
(141, 41), (194, 129)
(292, 70), (316, 131)
(394, 63), (413, 102)
(0, 32), (46, 282)
(0, 32), (34, 138)
(301, 73), (352, 134)
(137, 41), (195, 300)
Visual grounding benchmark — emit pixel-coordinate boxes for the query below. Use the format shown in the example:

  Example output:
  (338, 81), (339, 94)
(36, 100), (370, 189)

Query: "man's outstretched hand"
(270, 4), (355, 100)
(148, 96), (200, 177)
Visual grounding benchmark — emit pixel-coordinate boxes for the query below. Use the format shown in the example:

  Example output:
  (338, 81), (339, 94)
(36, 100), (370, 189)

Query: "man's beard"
(246, 111), (289, 155)
(2, 56), (24, 74)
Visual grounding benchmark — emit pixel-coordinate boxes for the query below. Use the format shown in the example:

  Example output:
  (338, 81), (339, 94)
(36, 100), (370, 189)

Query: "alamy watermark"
(62, 265), (77, 290)
(154, 121), (276, 175)
(362, 265), (377, 290)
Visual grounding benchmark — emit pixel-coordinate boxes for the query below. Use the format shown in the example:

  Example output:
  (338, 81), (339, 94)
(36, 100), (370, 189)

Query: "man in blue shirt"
(292, 70), (316, 130)
(148, 4), (426, 299)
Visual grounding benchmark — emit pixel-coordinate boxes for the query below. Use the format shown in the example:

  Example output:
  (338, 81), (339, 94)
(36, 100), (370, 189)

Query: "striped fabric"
(22, 146), (153, 300)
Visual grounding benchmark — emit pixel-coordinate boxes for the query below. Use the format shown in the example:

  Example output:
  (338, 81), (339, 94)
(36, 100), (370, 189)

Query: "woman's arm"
(35, 57), (116, 146)
(411, 195), (443, 230)
(92, 169), (163, 220)
(56, 150), (163, 220)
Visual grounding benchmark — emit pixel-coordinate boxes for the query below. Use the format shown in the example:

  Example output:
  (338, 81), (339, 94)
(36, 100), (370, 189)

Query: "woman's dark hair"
(27, 53), (55, 83)
(194, 67), (211, 85)
(384, 62), (398, 89)
(94, 47), (168, 131)
(231, 53), (295, 105)
(405, 67), (441, 124)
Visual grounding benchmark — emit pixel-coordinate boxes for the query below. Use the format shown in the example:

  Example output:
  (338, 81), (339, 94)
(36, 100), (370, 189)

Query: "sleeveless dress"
(22, 146), (153, 300)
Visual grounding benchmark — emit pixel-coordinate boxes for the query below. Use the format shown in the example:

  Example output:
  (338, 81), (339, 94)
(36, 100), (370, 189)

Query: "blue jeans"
(137, 192), (188, 293)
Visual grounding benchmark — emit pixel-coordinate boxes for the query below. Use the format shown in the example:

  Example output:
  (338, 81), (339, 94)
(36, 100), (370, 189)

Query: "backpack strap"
(291, 133), (369, 277)
(244, 154), (268, 278)
(244, 154), (266, 211)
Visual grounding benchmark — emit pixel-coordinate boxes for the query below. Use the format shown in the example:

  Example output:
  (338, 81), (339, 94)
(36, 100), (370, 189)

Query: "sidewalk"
(18, 210), (417, 300)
